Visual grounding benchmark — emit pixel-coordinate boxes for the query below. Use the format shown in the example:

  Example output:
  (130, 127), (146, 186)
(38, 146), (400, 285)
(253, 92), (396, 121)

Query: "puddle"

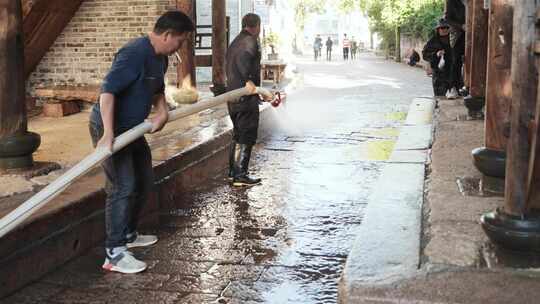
(152, 135), (383, 303)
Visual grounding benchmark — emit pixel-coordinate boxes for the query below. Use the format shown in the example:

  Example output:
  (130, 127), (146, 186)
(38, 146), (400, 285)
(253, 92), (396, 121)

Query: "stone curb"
(339, 97), (435, 303)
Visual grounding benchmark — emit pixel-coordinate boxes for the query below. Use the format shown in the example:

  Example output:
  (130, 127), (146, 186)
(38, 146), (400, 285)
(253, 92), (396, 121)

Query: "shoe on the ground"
(102, 251), (147, 274)
(126, 233), (158, 248)
(446, 87), (458, 99)
(232, 175), (262, 187)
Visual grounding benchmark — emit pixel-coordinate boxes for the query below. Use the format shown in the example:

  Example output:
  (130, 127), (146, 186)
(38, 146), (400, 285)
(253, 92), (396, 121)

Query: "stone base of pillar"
(0, 132), (41, 169)
(464, 95), (485, 119)
(472, 147), (506, 178)
(481, 208), (540, 252)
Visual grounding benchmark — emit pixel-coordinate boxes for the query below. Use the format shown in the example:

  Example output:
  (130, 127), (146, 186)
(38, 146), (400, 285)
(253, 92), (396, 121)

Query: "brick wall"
(26, 0), (244, 96)
(26, 0), (179, 95)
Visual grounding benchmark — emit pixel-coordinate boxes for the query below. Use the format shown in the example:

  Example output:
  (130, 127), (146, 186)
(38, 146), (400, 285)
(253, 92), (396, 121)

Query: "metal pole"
(0, 83), (272, 238)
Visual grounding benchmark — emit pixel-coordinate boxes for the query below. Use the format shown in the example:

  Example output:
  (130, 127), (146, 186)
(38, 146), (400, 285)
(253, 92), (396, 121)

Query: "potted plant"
(263, 32), (280, 60)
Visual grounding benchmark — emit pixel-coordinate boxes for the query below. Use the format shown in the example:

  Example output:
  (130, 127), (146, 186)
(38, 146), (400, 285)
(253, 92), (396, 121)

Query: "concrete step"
(339, 97), (435, 302)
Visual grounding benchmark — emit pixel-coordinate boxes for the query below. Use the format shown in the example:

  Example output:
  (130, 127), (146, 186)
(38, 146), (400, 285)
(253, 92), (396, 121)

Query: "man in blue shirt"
(89, 11), (194, 274)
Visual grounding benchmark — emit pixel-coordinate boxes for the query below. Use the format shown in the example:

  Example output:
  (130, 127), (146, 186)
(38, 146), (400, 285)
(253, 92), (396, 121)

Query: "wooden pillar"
(484, 0), (513, 152)
(527, 45), (540, 209)
(177, 0), (196, 89)
(211, 0), (227, 95)
(526, 6), (540, 211)
(464, 0), (474, 88)
(468, 0), (488, 98)
(505, 0), (538, 215)
(0, 0), (40, 169)
(481, 0), (540, 253)
(471, 0), (512, 178)
(0, 0), (26, 138)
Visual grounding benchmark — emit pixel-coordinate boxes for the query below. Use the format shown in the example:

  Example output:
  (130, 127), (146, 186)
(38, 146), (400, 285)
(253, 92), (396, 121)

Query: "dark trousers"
(432, 74), (451, 96)
(228, 104), (259, 146)
(343, 48), (349, 60)
(432, 55), (464, 96)
(89, 110), (154, 249)
(327, 48), (332, 61)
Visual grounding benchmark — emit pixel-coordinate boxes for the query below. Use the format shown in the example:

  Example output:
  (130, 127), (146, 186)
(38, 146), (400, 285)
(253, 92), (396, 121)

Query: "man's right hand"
(437, 50), (445, 57)
(96, 133), (114, 153)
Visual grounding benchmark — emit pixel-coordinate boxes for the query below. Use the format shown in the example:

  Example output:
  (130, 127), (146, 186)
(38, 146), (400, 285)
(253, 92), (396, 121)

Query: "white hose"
(0, 84), (272, 238)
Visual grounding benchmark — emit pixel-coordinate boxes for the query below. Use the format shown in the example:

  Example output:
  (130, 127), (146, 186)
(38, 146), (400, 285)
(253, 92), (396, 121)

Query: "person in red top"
(342, 33), (350, 60)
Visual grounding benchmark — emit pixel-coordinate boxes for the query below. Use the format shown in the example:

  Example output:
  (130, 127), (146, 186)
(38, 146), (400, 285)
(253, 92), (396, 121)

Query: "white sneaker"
(446, 87), (458, 99)
(126, 233), (158, 248)
(102, 251), (147, 274)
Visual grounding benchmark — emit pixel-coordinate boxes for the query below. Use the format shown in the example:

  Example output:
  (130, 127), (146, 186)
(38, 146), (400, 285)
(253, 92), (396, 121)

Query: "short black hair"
(154, 11), (195, 35)
(242, 13), (261, 29)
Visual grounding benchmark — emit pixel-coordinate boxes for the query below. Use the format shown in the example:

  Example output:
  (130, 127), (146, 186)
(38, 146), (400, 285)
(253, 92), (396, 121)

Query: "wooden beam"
(469, 0), (488, 98)
(464, 0), (474, 88)
(505, 0), (538, 215)
(484, 0), (513, 152)
(177, 0), (197, 88)
(212, 0), (227, 92)
(22, 0), (84, 78)
(0, 0), (27, 137)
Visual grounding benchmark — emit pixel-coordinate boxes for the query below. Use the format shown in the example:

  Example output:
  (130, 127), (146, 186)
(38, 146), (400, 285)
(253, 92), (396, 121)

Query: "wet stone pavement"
(2, 53), (432, 304)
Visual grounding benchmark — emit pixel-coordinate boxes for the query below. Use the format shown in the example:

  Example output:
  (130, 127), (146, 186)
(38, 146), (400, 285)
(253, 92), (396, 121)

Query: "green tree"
(339, 0), (444, 55)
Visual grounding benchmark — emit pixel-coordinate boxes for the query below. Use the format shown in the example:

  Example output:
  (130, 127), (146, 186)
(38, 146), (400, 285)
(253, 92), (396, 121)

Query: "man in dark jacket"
(408, 49), (420, 66)
(326, 37), (333, 61)
(422, 18), (464, 97)
(226, 13), (265, 187)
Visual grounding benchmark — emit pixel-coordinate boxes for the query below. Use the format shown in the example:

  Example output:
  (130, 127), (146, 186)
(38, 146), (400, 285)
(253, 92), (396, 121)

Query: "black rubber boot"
(228, 141), (237, 180)
(232, 144), (261, 187)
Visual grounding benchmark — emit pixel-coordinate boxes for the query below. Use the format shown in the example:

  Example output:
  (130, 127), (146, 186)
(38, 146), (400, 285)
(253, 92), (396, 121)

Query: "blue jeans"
(89, 108), (154, 249)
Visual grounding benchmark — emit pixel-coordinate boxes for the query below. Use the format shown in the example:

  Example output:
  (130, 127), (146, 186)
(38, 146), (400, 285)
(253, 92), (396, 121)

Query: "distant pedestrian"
(408, 49), (420, 66)
(313, 34), (323, 61)
(422, 18), (464, 98)
(351, 37), (358, 60)
(342, 34), (350, 60)
(326, 37), (333, 61)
